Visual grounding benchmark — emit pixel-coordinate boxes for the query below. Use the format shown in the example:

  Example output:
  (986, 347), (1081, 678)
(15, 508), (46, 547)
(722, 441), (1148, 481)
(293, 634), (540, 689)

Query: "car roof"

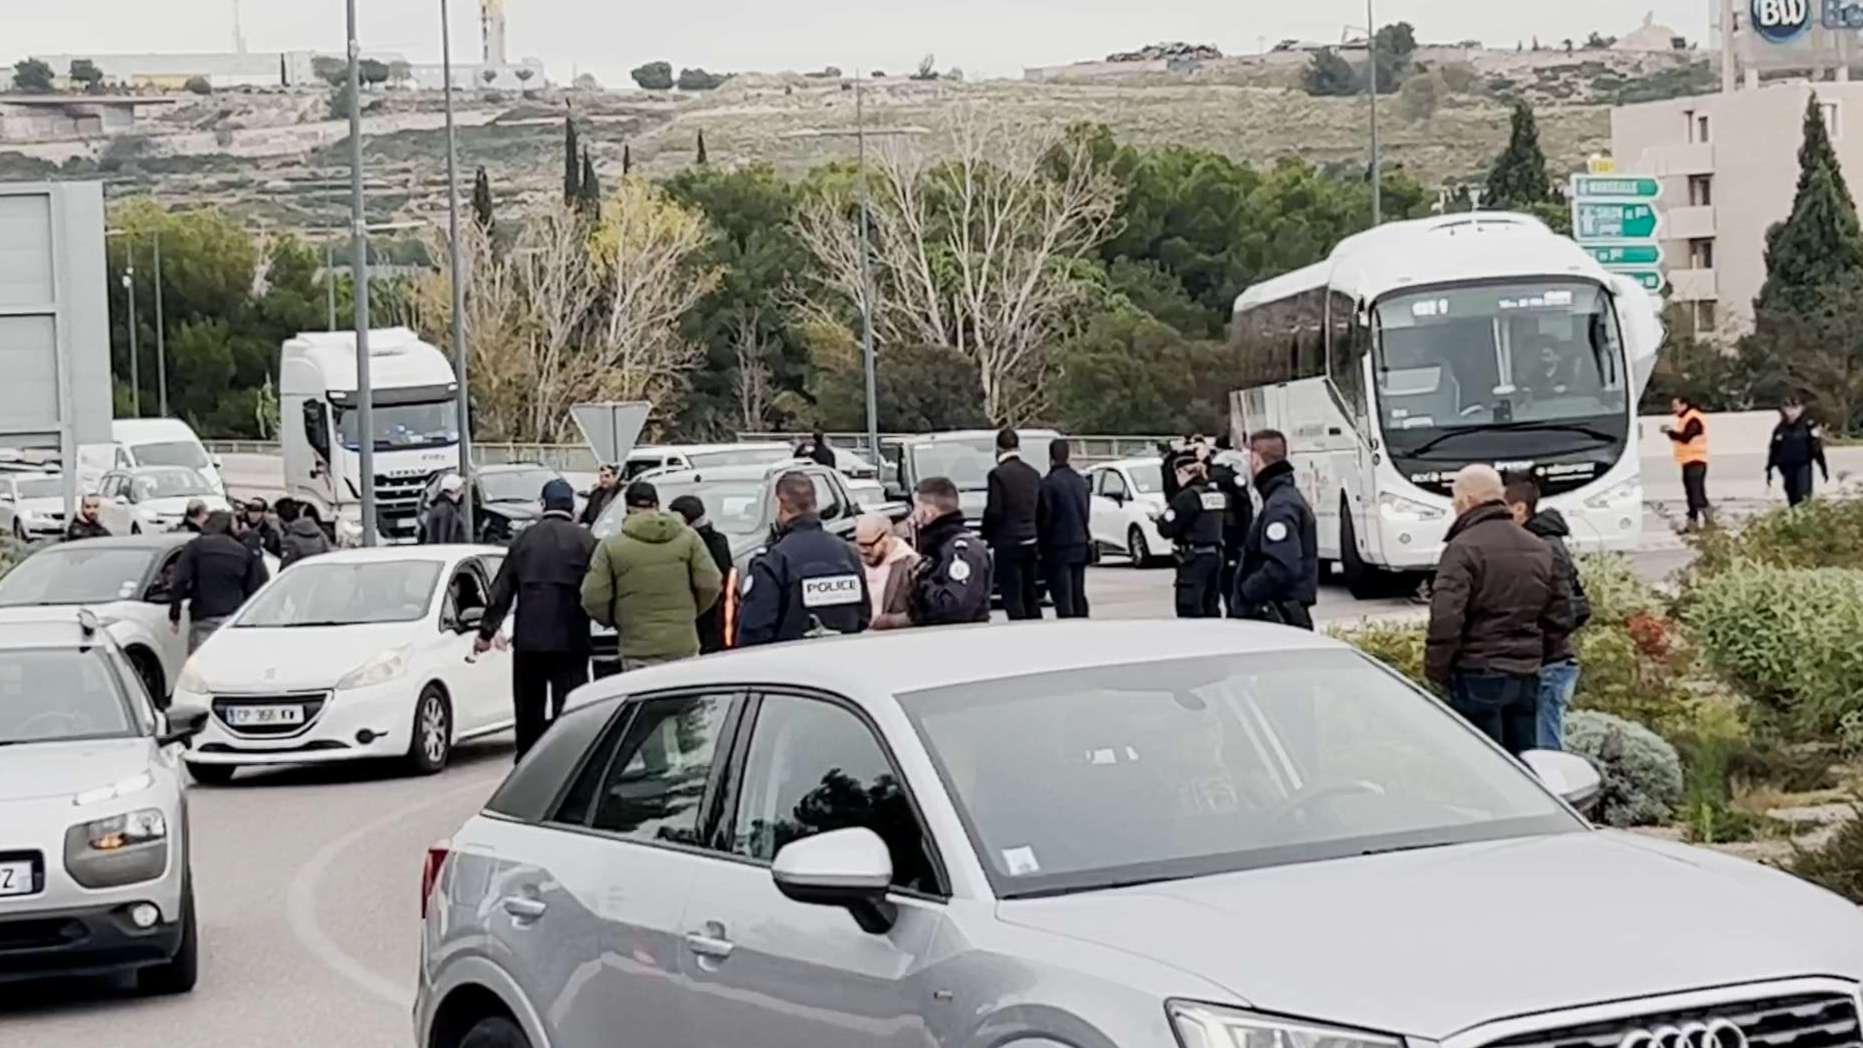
(629, 443), (790, 458)
(569, 620), (1345, 711)
(897, 429), (1062, 445)
(111, 418), (199, 440)
(301, 544), (502, 565)
(44, 534), (191, 553)
(642, 462), (809, 484)
(1095, 456), (1163, 470)
(0, 612), (118, 652)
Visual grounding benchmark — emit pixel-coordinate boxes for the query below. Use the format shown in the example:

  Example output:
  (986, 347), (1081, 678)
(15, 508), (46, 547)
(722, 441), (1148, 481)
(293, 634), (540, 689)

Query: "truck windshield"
(336, 401), (459, 451)
(131, 440), (211, 471)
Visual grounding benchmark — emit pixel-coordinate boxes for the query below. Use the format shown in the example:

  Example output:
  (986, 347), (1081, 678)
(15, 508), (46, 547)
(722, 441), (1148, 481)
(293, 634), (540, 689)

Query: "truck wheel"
(137, 876), (198, 995)
(1339, 499), (1381, 600)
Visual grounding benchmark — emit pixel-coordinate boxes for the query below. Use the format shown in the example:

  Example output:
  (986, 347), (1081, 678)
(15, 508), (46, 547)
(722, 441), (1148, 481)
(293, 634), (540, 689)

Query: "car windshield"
(594, 479), (768, 539)
(237, 560), (441, 627)
(687, 448), (794, 469)
(0, 649), (134, 745)
(0, 547), (155, 606)
(1128, 463), (1164, 494)
(900, 650), (1578, 898)
(479, 469), (558, 504)
(132, 468), (215, 500)
(16, 477), (63, 499)
(130, 440), (211, 471)
(1373, 280), (1628, 434)
(336, 400), (459, 451)
(908, 438), (998, 492)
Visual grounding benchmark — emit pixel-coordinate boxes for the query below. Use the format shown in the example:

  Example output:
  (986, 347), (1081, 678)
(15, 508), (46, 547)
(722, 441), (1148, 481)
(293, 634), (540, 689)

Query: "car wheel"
(1339, 497), (1382, 600)
(137, 875), (197, 995)
(458, 1015), (531, 1048)
(407, 684), (452, 775)
(1127, 526), (1153, 569)
(185, 762), (237, 786)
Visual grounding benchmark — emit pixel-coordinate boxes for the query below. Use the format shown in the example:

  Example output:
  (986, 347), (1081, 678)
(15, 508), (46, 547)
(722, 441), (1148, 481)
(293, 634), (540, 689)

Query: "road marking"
(284, 770), (503, 1010)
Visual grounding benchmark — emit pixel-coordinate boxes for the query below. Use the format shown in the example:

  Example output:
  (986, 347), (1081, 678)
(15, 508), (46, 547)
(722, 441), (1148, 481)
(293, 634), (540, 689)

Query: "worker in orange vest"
(1661, 396), (1713, 530)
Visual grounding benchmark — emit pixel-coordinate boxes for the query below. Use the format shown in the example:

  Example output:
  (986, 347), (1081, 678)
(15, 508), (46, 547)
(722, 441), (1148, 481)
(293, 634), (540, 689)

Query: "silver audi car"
(415, 621), (1863, 1048)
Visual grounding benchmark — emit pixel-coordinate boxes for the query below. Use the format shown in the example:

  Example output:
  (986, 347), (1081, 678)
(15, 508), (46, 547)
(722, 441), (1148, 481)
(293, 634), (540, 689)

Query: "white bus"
(1229, 212), (1662, 596)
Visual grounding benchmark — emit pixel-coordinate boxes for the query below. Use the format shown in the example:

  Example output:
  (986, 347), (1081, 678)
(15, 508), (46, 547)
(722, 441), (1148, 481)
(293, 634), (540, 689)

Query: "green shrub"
(1569, 555), (1694, 730)
(1565, 711), (1685, 827)
(1681, 564), (1863, 732)
(1791, 805), (1863, 903)
(1688, 497), (1863, 576)
(1331, 621), (1428, 689)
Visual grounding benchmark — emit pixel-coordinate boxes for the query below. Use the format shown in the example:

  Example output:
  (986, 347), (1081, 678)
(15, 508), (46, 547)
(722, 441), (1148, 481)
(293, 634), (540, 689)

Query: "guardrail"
(207, 436), (1175, 469)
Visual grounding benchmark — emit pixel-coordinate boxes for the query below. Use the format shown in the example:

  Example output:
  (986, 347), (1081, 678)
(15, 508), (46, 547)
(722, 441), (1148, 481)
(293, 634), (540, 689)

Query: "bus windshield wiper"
(1401, 421), (1619, 460)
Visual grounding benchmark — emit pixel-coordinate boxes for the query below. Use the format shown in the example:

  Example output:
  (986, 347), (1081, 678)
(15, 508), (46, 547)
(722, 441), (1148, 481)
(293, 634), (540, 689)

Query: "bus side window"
(1296, 289), (1327, 380)
(1327, 289), (1367, 424)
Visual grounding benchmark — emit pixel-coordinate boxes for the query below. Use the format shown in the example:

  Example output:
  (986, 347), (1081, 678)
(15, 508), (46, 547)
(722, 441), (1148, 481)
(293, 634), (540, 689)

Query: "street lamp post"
(854, 75), (878, 463)
(345, 0), (378, 545)
(121, 267), (139, 417)
(440, 0), (475, 536)
(153, 232), (167, 417)
(1366, 0), (1382, 226)
(325, 242), (336, 332)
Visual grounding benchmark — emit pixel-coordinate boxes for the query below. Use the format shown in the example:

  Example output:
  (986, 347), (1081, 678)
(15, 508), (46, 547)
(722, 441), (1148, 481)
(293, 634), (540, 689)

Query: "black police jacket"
(241, 520), (283, 559)
(737, 516), (871, 646)
(1156, 479), (1226, 551)
(481, 513), (598, 654)
(911, 511), (992, 626)
(1209, 460), (1254, 554)
(1236, 461), (1318, 607)
(1768, 417), (1830, 475)
(169, 533), (269, 623)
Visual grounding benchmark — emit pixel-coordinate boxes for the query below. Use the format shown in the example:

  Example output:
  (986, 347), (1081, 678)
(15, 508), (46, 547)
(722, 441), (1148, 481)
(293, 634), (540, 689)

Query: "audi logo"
(1619, 1020), (1749, 1048)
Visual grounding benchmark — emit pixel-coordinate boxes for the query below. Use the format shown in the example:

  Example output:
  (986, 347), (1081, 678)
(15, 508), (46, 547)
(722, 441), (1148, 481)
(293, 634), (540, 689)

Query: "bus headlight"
(1584, 479), (1642, 509)
(1378, 493), (1445, 522)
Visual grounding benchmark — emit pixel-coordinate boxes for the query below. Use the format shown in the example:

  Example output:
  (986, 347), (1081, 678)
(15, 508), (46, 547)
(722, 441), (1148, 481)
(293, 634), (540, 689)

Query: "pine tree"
(1756, 101), (1863, 316)
(1484, 100), (1551, 209)
(696, 130), (709, 165)
(471, 166), (495, 238)
(576, 147), (602, 216)
(623, 143), (632, 175)
(563, 109), (581, 205)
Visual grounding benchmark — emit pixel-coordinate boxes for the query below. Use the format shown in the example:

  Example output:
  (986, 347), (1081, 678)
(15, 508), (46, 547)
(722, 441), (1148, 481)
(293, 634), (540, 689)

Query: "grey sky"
(12, 1), (1715, 85)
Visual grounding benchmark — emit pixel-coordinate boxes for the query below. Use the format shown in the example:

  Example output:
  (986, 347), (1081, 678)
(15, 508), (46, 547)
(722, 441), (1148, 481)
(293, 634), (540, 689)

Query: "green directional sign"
(1574, 201), (1660, 240)
(1581, 242), (1664, 266)
(1572, 176), (1662, 200)
(1617, 268), (1666, 293)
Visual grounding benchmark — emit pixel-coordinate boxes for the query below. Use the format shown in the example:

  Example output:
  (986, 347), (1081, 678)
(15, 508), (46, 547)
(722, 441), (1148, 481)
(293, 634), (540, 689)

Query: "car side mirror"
(456, 606), (485, 634)
(211, 454), (224, 470)
(158, 708), (209, 747)
(771, 827), (896, 934)
(1521, 749), (1603, 816)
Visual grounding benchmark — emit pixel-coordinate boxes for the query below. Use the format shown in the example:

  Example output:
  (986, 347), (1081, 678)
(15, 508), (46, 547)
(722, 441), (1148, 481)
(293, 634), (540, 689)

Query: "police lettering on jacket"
(1157, 480), (1226, 549)
(736, 516), (871, 646)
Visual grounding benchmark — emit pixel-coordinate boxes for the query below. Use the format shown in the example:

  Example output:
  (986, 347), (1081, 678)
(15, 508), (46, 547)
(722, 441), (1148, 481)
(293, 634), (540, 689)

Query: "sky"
(11, 0), (1718, 85)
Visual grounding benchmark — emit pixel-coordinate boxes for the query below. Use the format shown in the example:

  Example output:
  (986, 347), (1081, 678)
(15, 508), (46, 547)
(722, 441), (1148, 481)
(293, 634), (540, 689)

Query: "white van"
(110, 419), (225, 496)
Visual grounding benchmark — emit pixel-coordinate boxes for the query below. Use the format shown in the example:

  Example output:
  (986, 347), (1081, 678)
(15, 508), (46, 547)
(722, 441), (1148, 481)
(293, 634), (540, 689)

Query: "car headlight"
(336, 645), (408, 690)
(1584, 478), (1642, 509)
(73, 771), (154, 807)
(1169, 1003), (1405, 1048)
(64, 807), (170, 889)
(175, 658), (208, 695)
(78, 808), (168, 851)
(1378, 492), (1446, 522)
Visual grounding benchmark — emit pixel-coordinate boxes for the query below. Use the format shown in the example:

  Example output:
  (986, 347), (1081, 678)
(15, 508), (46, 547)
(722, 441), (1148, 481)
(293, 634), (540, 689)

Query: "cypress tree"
(1792, 92), (1855, 212)
(696, 129), (708, 165)
(1484, 100), (1551, 209)
(576, 148), (602, 216)
(564, 109), (581, 204)
(1757, 160), (1863, 316)
(471, 166), (495, 238)
(623, 142), (632, 175)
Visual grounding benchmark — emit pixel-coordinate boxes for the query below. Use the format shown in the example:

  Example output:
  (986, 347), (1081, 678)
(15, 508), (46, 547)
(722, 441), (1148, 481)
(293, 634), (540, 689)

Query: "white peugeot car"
(0, 611), (203, 994)
(1086, 457), (1171, 567)
(169, 546), (516, 784)
(93, 466), (231, 536)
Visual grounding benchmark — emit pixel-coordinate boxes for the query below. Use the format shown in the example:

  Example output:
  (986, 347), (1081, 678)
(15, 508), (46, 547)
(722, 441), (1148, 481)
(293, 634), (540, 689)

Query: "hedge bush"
(1681, 564), (1863, 733)
(1569, 555), (1695, 732)
(1333, 621), (1428, 689)
(1690, 497), (1863, 576)
(1791, 805), (1863, 904)
(1565, 710), (1686, 827)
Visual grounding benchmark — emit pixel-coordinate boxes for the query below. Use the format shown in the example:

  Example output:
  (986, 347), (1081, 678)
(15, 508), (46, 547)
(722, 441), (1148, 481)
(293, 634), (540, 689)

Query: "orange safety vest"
(1671, 408), (1708, 466)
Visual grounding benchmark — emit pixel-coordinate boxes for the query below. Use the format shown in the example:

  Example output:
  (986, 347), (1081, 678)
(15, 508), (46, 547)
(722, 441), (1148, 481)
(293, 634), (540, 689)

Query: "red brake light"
(421, 839), (451, 920)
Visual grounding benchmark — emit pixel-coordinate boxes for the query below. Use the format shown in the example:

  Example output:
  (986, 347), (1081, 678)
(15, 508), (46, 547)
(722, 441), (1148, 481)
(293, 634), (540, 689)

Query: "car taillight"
(421, 839), (451, 920)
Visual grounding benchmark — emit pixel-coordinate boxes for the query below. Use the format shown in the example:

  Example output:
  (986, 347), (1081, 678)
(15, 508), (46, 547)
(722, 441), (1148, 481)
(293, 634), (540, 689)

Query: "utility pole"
(855, 74), (878, 461)
(122, 266), (140, 417)
(441, 0), (475, 536)
(153, 232), (167, 417)
(346, 0), (377, 545)
(1366, 0), (1382, 226)
(325, 242), (336, 332)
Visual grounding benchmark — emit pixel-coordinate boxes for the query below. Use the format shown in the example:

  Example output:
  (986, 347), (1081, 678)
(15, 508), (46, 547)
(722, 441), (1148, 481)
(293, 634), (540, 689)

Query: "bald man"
(1425, 464), (1573, 756)
(855, 513), (919, 630)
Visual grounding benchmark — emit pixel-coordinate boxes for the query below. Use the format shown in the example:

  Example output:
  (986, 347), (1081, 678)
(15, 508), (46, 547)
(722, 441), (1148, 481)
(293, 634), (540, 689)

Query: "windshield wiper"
(1358, 840), (1460, 858)
(1402, 421), (1619, 460)
(1011, 874), (1183, 899)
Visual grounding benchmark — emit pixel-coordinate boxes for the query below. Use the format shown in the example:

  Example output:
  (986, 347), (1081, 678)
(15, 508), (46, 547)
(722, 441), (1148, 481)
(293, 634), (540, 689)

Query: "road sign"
(1571, 176), (1661, 200)
(1573, 201), (1661, 240)
(1616, 269), (1666, 293)
(1580, 243), (1664, 266)
(570, 402), (651, 467)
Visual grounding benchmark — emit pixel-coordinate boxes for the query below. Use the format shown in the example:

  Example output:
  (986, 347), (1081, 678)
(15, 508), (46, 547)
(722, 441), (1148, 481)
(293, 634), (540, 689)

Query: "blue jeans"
(1448, 671), (1540, 756)
(1537, 659), (1580, 751)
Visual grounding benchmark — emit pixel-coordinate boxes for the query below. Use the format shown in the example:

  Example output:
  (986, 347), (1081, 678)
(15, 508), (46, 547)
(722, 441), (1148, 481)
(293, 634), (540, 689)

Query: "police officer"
(737, 471), (871, 645)
(909, 476), (993, 626)
(1156, 453), (1226, 618)
(1233, 429), (1319, 629)
(1209, 438), (1254, 618)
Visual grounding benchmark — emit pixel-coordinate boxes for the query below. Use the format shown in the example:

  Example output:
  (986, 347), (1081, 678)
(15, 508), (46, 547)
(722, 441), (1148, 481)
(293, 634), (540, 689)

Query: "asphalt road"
(4, 447), (1851, 1047)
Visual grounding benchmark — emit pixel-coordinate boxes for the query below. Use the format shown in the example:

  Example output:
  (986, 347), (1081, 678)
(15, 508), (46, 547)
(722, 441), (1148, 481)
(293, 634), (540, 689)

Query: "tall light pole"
(441, 0), (475, 536)
(854, 75), (878, 461)
(345, 0), (378, 545)
(122, 267), (140, 417)
(1366, 0), (1382, 226)
(153, 232), (168, 417)
(324, 241), (336, 331)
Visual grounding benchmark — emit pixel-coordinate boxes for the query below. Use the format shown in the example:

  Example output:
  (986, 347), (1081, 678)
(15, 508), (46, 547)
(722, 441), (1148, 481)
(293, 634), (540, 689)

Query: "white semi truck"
(280, 328), (462, 544)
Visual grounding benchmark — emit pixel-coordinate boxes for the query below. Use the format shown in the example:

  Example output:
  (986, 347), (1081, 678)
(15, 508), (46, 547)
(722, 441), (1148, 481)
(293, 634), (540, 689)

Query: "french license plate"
(226, 704), (304, 727)
(0, 860), (35, 897)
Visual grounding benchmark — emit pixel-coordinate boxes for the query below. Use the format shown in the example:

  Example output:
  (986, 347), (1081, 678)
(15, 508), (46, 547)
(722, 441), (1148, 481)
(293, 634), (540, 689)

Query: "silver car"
(0, 611), (204, 993)
(416, 621), (1863, 1048)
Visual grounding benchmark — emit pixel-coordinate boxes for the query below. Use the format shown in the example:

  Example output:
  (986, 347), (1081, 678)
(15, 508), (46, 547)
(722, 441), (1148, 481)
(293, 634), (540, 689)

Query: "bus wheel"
(1339, 499), (1382, 600)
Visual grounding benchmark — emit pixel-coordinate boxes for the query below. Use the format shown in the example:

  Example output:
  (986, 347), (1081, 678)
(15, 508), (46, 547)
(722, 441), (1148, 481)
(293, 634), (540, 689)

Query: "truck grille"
(1485, 993), (1861, 1048)
(374, 471), (443, 541)
(211, 692), (330, 738)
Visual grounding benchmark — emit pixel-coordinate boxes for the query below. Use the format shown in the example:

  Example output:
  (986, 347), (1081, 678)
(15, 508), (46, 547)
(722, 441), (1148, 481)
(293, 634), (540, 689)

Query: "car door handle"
(684, 929), (734, 960)
(501, 895), (547, 921)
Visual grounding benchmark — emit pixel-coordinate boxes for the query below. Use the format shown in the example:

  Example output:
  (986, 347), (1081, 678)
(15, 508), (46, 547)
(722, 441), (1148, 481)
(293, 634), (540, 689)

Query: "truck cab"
(280, 328), (461, 544)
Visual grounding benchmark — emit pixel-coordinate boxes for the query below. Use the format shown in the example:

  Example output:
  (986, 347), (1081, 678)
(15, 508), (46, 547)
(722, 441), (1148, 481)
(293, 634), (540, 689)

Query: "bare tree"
(794, 108), (1120, 422)
(732, 308), (775, 430)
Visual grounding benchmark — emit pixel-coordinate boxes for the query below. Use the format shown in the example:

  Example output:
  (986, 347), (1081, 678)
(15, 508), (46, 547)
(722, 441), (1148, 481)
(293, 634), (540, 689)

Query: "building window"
(1823, 101), (1842, 140)
(1697, 114), (1711, 142)
(1690, 237), (1715, 269)
(1688, 174), (1713, 207)
(1683, 109), (1696, 141)
(1695, 301), (1717, 333)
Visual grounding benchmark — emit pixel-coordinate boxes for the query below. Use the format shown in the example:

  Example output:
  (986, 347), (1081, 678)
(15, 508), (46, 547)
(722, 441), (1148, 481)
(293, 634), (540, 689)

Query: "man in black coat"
(239, 498), (283, 559)
(422, 475), (468, 544)
(911, 477), (992, 626)
(1209, 440), (1255, 618)
(1036, 438), (1092, 618)
(1767, 398), (1830, 507)
(796, 431), (837, 469)
(476, 479), (598, 759)
(579, 464), (621, 527)
(170, 510), (269, 653)
(983, 428), (1043, 620)
(64, 495), (111, 540)
(671, 494), (734, 654)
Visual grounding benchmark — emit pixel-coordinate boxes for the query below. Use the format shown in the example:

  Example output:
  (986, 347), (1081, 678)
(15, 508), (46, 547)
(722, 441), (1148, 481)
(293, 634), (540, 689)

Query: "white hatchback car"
(169, 546), (516, 783)
(1085, 457), (1170, 566)
(93, 466), (231, 536)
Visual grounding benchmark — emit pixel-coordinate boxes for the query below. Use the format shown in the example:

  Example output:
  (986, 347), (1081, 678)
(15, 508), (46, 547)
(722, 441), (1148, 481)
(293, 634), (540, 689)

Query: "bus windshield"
(1373, 281), (1627, 436)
